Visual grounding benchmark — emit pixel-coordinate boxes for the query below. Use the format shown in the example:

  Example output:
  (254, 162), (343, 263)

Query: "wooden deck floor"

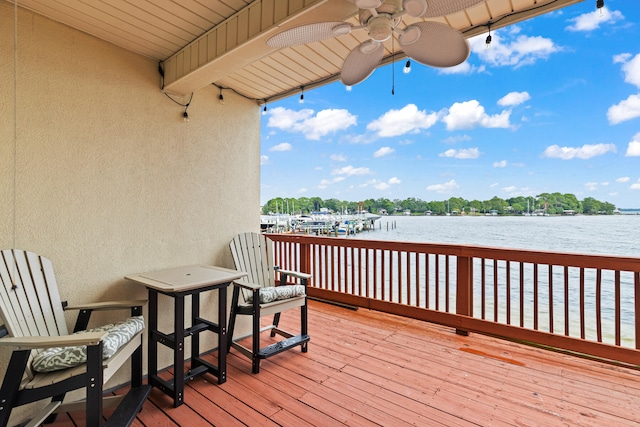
(50, 300), (640, 426)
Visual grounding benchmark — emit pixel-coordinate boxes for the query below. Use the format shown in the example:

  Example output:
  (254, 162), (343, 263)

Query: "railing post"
(299, 240), (312, 285)
(456, 255), (472, 336)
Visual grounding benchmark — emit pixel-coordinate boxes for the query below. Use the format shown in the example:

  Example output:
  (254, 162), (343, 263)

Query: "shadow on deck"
(51, 300), (640, 426)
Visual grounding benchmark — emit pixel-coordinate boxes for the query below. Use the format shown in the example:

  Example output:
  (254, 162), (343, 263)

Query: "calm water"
(353, 214), (640, 345)
(359, 214), (640, 257)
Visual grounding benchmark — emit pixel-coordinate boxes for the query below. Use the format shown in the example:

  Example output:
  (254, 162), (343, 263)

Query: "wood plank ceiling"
(8, 0), (584, 104)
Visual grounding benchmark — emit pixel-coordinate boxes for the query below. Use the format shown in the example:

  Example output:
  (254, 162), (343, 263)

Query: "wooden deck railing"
(267, 234), (640, 367)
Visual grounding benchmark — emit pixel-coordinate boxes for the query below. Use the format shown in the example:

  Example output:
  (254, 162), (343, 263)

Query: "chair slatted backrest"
(230, 233), (276, 300)
(0, 249), (69, 340)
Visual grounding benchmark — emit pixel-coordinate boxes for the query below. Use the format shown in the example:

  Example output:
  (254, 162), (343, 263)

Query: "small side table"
(126, 265), (246, 407)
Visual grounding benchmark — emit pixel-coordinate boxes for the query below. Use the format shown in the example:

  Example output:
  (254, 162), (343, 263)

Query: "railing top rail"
(267, 233), (640, 271)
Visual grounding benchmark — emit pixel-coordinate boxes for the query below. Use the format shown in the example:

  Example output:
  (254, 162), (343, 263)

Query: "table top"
(125, 264), (247, 293)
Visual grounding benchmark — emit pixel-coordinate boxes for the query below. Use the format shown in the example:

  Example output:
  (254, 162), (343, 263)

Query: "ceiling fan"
(267, 0), (483, 86)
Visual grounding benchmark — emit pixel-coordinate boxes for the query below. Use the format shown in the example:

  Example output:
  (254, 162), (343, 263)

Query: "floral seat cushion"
(31, 315), (145, 373)
(246, 285), (306, 304)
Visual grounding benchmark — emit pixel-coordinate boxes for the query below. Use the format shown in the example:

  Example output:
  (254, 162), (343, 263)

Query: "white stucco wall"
(1, 3), (260, 421)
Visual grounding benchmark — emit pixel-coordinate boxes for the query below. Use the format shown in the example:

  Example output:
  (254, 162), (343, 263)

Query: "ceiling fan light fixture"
(332, 23), (352, 36)
(367, 16), (393, 42)
(398, 25), (422, 45)
(353, 0), (383, 9)
(402, 0), (428, 17)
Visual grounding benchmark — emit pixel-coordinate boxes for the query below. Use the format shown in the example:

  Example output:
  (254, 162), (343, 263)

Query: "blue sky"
(260, 1), (640, 208)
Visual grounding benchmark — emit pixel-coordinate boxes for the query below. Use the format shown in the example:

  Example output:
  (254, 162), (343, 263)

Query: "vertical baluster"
(615, 270), (621, 346)
(580, 268), (586, 339)
(373, 248), (378, 299)
(635, 272), (640, 349)
(382, 249), (386, 301)
(364, 247), (369, 298)
(406, 251), (411, 306)
(506, 261), (511, 325)
(596, 268), (602, 342)
(445, 255), (450, 313)
(426, 253), (430, 309)
(548, 265), (554, 334)
(435, 254), (440, 311)
(519, 263), (524, 328)
(415, 252), (420, 308)
(564, 266), (569, 336)
(533, 263), (539, 331)
(481, 259), (486, 320)
(337, 246), (343, 293)
(493, 259), (498, 322)
(350, 246), (355, 295)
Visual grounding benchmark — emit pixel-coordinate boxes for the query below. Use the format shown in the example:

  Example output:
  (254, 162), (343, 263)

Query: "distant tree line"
(262, 193), (617, 216)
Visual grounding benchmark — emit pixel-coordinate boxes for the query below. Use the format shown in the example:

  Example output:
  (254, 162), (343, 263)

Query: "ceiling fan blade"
(340, 41), (384, 86)
(267, 22), (352, 48)
(421, 0), (484, 18)
(398, 22), (469, 68)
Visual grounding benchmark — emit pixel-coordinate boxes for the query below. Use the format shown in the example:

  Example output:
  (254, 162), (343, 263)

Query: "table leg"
(148, 290), (158, 381)
(173, 294), (185, 407)
(218, 285), (227, 384)
(191, 292), (200, 371)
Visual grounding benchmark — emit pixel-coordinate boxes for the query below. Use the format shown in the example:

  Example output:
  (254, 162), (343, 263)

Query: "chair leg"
(0, 350), (30, 427)
(301, 298), (309, 353)
(270, 313), (281, 337)
(86, 342), (104, 427)
(252, 293), (261, 374)
(228, 287), (241, 353)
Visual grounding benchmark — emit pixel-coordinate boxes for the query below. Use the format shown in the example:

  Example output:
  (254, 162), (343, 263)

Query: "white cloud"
(566, 7), (624, 32)
(542, 143), (617, 160)
(317, 176), (346, 189)
(631, 179), (640, 190)
(607, 94), (640, 124)
(490, 182), (499, 188)
(493, 160), (507, 168)
(470, 27), (560, 69)
(260, 155), (269, 165)
(619, 53), (640, 89)
(442, 100), (511, 130)
(608, 54), (640, 124)
(266, 106), (357, 140)
(373, 146), (395, 158)
(269, 142), (292, 152)
(297, 187), (308, 194)
(585, 182), (599, 191)
(626, 133), (640, 156)
(439, 148), (481, 159)
(426, 179), (460, 193)
(502, 185), (518, 193)
(617, 177), (631, 183)
(331, 165), (371, 176)
(331, 153), (347, 162)
(373, 177), (401, 190)
(367, 104), (438, 137)
(497, 91), (531, 107)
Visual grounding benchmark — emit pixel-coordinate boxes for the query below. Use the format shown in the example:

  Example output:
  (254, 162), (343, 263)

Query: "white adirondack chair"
(229, 233), (310, 373)
(0, 249), (151, 427)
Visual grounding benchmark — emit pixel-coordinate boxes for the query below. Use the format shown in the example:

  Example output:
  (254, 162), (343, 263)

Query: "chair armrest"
(277, 269), (312, 281)
(232, 280), (261, 291)
(0, 331), (107, 350)
(65, 299), (147, 311)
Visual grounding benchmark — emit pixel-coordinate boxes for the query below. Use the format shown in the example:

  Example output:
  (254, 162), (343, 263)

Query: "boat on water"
(261, 211), (380, 235)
